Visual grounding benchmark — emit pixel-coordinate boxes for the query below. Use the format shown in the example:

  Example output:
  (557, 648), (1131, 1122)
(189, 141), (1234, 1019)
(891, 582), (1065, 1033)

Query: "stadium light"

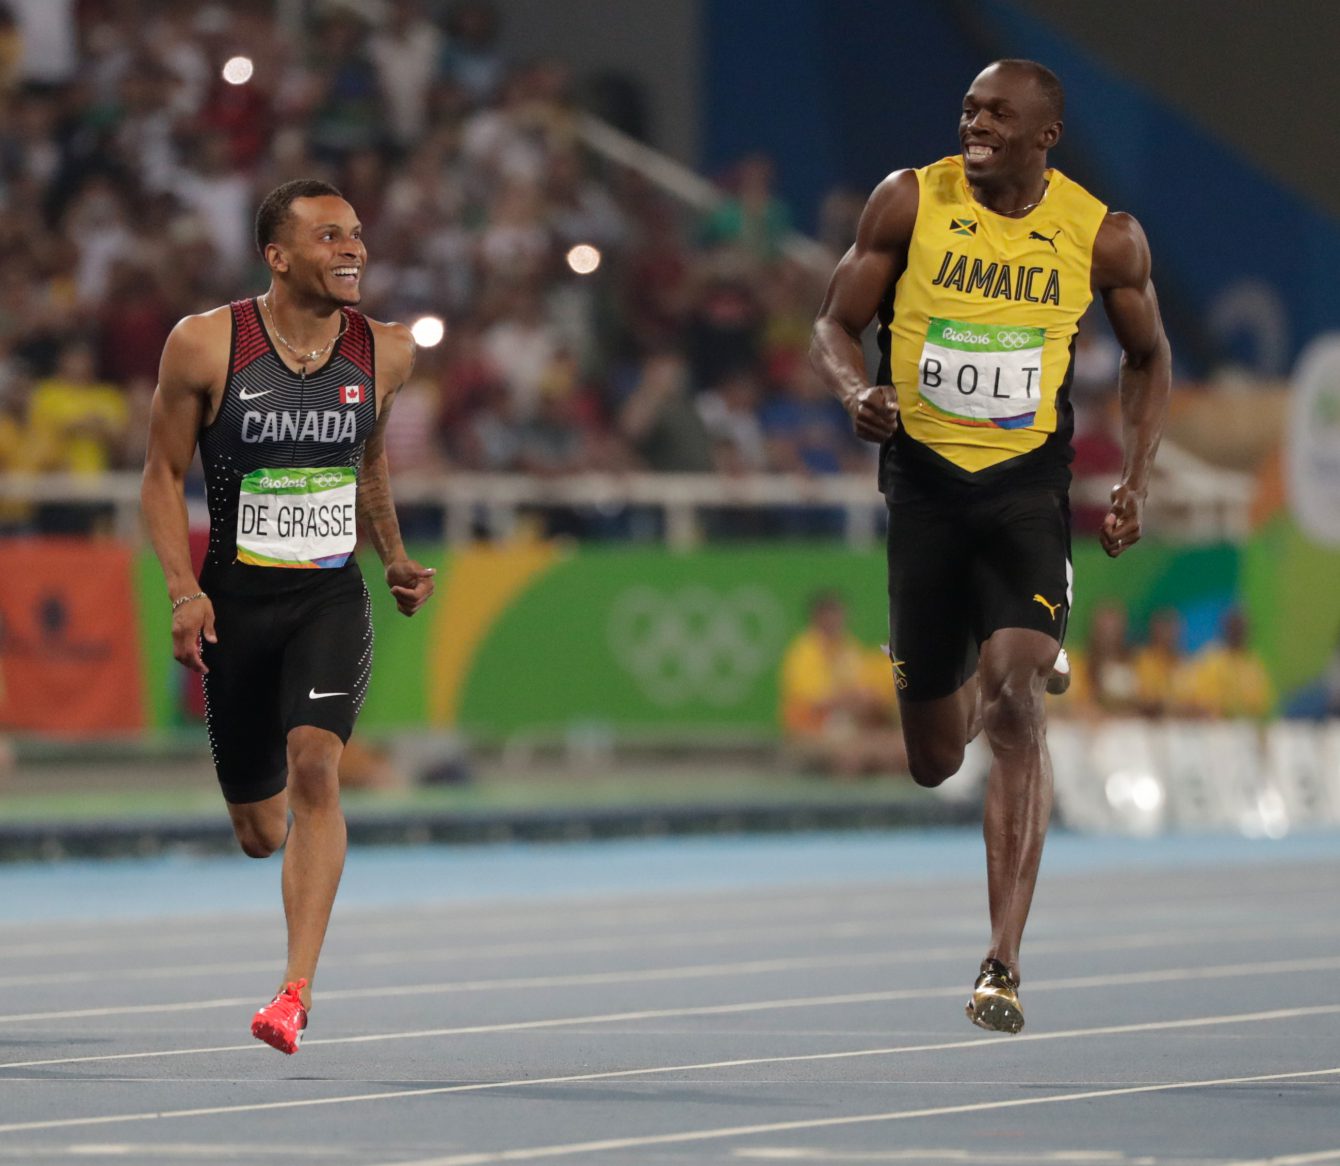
(222, 56), (254, 86)
(566, 244), (601, 275)
(411, 316), (446, 348)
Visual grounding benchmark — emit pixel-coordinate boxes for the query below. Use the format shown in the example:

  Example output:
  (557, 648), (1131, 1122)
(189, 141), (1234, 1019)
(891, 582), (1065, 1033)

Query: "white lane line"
(4, 873), (1330, 959)
(730, 1153), (1340, 1164)
(0, 919), (896, 990)
(0, 1004), (1333, 1136)
(0, 948), (1332, 1031)
(0, 1144), (359, 1161)
(3, 952), (1337, 1076)
(3, 916), (1329, 991)
(2, 1007), (1329, 1136)
(0, 891), (897, 959)
(378, 1066), (1340, 1165)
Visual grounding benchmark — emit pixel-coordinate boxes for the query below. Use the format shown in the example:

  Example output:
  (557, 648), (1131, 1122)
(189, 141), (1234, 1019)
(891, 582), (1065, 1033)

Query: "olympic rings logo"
(311, 473), (344, 488)
(995, 330), (1035, 350)
(607, 585), (785, 708)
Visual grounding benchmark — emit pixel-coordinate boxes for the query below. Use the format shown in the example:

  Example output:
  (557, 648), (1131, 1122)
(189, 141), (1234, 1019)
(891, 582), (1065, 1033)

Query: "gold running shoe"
(965, 958), (1024, 1034)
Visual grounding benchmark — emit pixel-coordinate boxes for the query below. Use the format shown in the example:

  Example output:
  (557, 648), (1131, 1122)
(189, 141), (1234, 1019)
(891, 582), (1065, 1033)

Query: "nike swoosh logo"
(308, 689), (349, 700)
(239, 387), (274, 401)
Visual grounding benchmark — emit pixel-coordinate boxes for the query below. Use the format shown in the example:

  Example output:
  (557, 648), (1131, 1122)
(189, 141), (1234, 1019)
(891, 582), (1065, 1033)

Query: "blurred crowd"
(1056, 604), (1276, 722)
(775, 594), (1298, 782)
(0, 0), (911, 538)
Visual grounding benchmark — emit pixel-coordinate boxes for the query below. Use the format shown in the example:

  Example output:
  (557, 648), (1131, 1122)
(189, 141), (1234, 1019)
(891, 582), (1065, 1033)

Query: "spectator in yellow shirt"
(779, 591), (906, 777)
(1132, 608), (1186, 717)
(28, 341), (129, 474)
(1179, 608), (1274, 720)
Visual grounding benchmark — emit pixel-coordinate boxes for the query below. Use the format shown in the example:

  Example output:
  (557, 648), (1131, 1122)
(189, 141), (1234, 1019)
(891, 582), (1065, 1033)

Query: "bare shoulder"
(367, 317), (417, 384)
(1092, 211), (1152, 291)
(857, 168), (920, 251)
(161, 304), (233, 391)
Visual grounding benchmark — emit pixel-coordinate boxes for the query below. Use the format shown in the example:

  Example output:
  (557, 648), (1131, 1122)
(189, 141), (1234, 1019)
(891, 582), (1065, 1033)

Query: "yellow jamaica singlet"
(877, 155), (1108, 491)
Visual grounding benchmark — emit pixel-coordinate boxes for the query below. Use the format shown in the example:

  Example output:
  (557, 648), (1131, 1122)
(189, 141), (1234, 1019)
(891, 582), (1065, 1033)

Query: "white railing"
(0, 450), (1254, 548)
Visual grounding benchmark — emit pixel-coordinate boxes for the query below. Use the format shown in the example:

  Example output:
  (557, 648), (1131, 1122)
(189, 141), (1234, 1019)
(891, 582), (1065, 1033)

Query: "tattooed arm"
(361, 321), (435, 616)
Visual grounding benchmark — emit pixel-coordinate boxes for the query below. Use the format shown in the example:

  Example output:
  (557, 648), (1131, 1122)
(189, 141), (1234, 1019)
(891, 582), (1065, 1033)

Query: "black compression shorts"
(886, 489), (1071, 702)
(200, 565), (373, 804)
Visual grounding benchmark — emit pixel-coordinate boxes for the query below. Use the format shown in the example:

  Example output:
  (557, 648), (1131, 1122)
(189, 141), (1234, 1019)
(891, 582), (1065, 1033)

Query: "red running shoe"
(251, 979), (308, 1054)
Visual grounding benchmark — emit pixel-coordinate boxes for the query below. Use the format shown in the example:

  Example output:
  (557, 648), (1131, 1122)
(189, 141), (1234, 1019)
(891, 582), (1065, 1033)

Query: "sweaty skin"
(141, 194), (436, 1009)
(810, 62), (1170, 985)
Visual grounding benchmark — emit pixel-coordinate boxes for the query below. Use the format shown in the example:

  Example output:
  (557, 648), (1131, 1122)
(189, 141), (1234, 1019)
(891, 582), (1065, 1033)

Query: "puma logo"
(1028, 228), (1060, 253)
(1033, 594), (1061, 620)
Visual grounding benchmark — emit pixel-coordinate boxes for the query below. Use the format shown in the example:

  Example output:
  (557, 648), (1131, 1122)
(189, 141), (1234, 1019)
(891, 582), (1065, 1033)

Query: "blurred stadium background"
(1, 0), (1339, 853)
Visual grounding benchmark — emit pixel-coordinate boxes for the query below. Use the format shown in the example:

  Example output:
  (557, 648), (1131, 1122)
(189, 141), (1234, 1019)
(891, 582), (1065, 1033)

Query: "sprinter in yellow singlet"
(811, 60), (1170, 1033)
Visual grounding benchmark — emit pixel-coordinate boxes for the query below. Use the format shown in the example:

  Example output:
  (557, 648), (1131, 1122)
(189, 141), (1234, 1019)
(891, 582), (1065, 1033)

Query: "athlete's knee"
(233, 817), (287, 858)
(981, 673), (1044, 746)
(905, 738), (964, 788)
(286, 739), (342, 810)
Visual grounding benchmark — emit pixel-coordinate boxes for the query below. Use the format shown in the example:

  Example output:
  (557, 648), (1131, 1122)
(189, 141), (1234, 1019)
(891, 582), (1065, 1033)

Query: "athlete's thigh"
(280, 572), (373, 742)
(886, 495), (978, 701)
(971, 490), (1072, 645)
(201, 593), (288, 804)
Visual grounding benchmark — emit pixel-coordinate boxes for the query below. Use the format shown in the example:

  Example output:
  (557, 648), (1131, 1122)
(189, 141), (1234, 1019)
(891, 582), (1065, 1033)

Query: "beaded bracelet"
(171, 591), (206, 612)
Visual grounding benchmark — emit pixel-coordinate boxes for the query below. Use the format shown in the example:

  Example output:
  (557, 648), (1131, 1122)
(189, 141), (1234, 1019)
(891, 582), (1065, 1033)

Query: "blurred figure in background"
(779, 590), (906, 778)
(1132, 607), (1185, 717)
(702, 153), (793, 264)
(29, 339), (129, 472)
(1068, 601), (1140, 717)
(617, 349), (713, 472)
(1180, 607), (1274, 719)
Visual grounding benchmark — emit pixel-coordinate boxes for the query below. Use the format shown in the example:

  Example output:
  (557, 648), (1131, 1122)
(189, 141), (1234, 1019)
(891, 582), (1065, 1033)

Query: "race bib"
(917, 317), (1045, 430)
(236, 467), (357, 569)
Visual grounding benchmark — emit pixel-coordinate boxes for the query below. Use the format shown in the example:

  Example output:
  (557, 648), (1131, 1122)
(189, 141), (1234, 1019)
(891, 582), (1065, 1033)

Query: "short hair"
(989, 58), (1065, 122)
(808, 589), (845, 617)
(254, 179), (345, 254)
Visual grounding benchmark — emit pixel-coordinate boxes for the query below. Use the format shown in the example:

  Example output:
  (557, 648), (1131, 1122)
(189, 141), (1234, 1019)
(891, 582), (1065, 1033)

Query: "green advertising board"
(132, 527), (1338, 739)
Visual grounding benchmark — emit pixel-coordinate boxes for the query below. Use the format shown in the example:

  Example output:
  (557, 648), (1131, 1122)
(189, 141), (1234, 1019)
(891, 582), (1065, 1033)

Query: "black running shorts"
(886, 489), (1071, 702)
(200, 565), (373, 804)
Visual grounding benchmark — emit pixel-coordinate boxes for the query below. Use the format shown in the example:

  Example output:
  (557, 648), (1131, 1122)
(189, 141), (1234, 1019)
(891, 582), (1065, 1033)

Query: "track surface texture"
(0, 828), (1336, 1165)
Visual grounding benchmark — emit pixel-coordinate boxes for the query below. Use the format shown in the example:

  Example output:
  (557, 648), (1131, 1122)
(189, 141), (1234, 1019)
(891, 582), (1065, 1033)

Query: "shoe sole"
(966, 994), (1024, 1034)
(251, 1018), (302, 1055)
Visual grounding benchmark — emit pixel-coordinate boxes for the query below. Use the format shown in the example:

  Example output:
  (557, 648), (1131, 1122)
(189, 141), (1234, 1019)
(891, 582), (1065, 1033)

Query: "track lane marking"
(2, 876), (1331, 960)
(3, 917), (1332, 992)
(0, 1012), (1334, 1137)
(0, 951), (1332, 1032)
(374, 1067), (1340, 1165)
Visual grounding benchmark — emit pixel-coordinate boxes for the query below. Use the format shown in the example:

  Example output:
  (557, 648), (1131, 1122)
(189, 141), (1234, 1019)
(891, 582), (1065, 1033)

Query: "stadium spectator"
(1131, 608), (1186, 717)
(1067, 601), (1141, 717)
(28, 339), (128, 474)
(1179, 608), (1275, 720)
(441, 0), (505, 105)
(702, 153), (793, 263)
(617, 349), (713, 472)
(370, 0), (443, 150)
(779, 590), (906, 778)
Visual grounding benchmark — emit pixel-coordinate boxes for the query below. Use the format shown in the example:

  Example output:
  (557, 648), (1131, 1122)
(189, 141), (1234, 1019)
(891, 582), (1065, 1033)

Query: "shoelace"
(265, 978), (308, 1014)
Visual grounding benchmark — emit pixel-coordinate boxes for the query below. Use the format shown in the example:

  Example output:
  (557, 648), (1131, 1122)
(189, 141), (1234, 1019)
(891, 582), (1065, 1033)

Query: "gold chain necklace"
(262, 292), (346, 372)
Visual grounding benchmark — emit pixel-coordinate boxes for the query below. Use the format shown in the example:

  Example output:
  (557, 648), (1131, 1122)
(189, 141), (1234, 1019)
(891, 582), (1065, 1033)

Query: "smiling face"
(959, 63), (1062, 190)
(267, 195), (366, 306)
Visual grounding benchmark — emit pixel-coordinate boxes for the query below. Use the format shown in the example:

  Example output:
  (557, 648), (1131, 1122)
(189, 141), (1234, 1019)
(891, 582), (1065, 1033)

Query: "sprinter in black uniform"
(142, 180), (435, 1054)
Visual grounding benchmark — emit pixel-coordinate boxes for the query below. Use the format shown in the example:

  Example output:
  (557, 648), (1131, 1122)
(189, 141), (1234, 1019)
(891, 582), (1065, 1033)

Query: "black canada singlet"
(199, 298), (379, 802)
